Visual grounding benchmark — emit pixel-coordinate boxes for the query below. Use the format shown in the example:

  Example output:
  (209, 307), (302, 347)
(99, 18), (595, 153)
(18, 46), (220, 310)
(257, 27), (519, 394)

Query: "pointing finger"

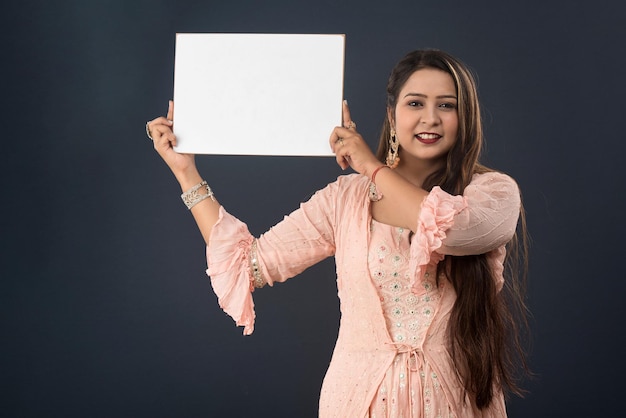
(342, 100), (352, 128)
(167, 100), (174, 123)
(342, 100), (357, 130)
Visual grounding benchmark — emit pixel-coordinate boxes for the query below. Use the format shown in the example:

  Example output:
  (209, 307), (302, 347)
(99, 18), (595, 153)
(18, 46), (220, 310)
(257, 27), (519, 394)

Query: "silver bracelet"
(181, 180), (216, 209)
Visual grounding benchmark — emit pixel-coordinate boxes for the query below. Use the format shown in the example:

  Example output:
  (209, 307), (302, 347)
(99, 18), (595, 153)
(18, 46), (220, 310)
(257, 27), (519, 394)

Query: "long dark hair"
(376, 49), (531, 409)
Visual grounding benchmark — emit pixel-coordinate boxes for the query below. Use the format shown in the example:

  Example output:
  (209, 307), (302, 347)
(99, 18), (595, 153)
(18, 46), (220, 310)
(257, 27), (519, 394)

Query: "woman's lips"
(415, 133), (442, 144)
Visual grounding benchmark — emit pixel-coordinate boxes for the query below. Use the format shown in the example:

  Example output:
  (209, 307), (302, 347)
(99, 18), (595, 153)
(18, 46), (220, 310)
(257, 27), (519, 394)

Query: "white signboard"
(172, 33), (345, 156)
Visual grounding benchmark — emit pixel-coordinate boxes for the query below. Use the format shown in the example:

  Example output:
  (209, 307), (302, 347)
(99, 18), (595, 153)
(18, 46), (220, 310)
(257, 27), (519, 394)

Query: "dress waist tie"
(386, 342), (425, 418)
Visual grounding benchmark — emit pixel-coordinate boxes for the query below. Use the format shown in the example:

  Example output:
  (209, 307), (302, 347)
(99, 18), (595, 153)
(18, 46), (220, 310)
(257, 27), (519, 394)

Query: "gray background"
(2, 0), (625, 416)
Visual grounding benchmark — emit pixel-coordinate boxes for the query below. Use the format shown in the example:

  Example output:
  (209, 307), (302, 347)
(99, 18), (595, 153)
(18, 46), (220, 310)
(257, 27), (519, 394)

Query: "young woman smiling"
(148, 49), (530, 417)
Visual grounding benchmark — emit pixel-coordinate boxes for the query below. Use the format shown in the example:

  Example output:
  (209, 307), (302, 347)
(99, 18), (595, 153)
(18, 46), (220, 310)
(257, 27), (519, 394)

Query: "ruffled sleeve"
(438, 172), (521, 256)
(408, 187), (467, 294)
(206, 207), (257, 335)
(206, 182), (338, 335)
(408, 172), (521, 294)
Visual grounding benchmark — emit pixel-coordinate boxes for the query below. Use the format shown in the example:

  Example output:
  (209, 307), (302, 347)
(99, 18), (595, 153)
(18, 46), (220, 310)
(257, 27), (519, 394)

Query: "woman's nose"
(420, 105), (440, 125)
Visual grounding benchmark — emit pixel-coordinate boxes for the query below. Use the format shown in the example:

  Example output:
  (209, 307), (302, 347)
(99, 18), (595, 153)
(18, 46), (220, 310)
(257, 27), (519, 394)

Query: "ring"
(346, 120), (356, 129)
(338, 138), (344, 145)
(146, 121), (154, 141)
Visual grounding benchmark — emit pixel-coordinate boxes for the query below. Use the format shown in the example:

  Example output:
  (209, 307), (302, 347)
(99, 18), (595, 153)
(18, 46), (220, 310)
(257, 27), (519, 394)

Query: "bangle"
(181, 180), (216, 209)
(371, 165), (389, 184)
(249, 239), (266, 289)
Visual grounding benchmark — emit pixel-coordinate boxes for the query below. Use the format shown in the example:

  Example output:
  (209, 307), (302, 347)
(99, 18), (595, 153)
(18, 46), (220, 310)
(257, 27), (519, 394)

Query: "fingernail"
(343, 99), (348, 105)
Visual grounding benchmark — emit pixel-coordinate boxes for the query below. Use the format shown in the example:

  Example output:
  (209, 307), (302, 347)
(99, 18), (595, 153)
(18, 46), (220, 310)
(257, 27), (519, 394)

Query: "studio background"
(2, 0), (625, 417)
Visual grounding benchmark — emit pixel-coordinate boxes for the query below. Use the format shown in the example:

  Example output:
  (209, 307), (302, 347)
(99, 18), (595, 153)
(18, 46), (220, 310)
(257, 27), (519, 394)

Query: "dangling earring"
(386, 128), (400, 168)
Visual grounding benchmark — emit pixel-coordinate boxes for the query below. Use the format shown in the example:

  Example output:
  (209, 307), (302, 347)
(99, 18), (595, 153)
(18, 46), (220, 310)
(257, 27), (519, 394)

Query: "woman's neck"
(393, 155), (445, 188)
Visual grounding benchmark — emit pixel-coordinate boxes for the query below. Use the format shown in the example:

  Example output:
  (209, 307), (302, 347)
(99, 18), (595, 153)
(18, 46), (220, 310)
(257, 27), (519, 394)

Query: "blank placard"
(172, 33), (345, 156)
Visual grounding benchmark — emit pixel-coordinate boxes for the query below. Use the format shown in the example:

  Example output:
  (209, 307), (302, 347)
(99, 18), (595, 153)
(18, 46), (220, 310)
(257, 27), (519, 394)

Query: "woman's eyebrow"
(403, 93), (458, 100)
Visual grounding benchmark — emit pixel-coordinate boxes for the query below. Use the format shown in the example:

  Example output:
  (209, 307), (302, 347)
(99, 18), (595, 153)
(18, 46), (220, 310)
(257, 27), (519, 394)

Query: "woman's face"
(392, 68), (459, 167)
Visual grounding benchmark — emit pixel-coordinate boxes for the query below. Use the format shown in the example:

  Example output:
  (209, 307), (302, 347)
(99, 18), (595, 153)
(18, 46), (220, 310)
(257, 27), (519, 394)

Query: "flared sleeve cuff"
(409, 186), (467, 295)
(206, 206), (256, 335)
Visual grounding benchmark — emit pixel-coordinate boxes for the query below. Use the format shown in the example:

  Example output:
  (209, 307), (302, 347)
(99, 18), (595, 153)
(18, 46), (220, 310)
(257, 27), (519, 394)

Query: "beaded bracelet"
(181, 180), (216, 209)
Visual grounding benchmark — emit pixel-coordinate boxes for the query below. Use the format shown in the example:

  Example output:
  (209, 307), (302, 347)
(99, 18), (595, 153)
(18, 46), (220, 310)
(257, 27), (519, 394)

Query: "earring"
(386, 128), (400, 168)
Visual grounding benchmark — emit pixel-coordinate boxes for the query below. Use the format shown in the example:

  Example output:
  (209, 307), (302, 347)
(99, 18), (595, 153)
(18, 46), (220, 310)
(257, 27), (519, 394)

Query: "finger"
(335, 152), (349, 170)
(330, 128), (353, 150)
(149, 116), (173, 128)
(167, 100), (174, 122)
(153, 125), (176, 144)
(334, 142), (351, 170)
(167, 135), (178, 148)
(162, 130), (177, 147)
(342, 100), (353, 129)
(329, 127), (342, 152)
(335, 126), (355, 139)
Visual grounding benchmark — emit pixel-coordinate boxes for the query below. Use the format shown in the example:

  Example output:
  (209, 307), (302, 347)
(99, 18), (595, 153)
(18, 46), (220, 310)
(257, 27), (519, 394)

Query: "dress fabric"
(205, 172), (520, 417)
(367, 219), (454, 418)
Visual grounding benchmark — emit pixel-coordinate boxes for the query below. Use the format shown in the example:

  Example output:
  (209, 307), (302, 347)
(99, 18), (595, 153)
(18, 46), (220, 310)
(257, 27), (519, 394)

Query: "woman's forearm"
(175, 167), (222, 245)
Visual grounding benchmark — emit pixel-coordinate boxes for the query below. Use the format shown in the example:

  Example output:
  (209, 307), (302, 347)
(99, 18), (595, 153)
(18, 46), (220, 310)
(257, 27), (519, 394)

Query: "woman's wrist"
(362, 161), (377, 178)
(175, 168), (204, 192)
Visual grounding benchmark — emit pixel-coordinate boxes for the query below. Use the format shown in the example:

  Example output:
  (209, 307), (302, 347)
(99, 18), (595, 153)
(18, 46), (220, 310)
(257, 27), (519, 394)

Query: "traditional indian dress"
(206, 172), (519, 417)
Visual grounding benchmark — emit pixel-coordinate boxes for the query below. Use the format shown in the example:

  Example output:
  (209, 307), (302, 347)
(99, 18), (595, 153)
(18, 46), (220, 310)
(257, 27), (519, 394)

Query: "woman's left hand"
(329, 101), (382, 178)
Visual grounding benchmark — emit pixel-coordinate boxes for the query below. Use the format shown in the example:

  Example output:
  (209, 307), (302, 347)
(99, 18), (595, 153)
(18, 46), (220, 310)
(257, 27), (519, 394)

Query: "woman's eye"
(439, 102), (457, 110)
(408, 101), (423, 107)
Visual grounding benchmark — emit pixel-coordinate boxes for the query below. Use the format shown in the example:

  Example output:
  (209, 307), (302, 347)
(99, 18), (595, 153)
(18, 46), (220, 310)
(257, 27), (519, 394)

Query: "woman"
(147, 49), (529, 417)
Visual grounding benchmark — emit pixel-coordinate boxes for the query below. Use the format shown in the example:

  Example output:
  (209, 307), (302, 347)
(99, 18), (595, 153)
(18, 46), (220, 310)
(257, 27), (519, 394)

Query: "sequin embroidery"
(367, 219), (452, 417)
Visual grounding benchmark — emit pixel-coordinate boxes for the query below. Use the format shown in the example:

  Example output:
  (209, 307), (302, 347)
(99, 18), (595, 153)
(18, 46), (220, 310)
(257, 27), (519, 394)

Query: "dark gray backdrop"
(3, 0), (625, 416)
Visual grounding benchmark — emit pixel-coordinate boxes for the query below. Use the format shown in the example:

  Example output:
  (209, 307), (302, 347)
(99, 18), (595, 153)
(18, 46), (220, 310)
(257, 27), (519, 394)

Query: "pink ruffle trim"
(409, 187), (467, 295)
(206, 207), (256, 335)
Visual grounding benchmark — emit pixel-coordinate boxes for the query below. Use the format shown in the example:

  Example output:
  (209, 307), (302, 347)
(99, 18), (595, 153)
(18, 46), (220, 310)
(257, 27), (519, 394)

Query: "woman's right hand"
(147, 100), (197, 181)
(147, 101), (219, 244)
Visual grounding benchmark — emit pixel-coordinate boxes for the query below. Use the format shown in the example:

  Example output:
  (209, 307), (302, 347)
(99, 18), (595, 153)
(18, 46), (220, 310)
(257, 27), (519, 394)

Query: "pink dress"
(206, 172), (520, 417)
(368, 219), (454, 417)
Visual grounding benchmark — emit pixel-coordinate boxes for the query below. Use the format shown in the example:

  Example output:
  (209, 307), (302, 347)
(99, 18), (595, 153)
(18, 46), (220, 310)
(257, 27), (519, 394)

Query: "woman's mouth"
(415, 133), (442, 144)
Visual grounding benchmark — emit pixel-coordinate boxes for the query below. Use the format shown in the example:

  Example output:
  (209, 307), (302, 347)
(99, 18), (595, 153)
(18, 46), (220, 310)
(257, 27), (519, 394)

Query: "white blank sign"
(172, 33), (345, 156)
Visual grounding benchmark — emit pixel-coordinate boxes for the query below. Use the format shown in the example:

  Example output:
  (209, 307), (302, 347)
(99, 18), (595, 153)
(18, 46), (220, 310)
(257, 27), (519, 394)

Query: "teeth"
(418, 133), (440, 139)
